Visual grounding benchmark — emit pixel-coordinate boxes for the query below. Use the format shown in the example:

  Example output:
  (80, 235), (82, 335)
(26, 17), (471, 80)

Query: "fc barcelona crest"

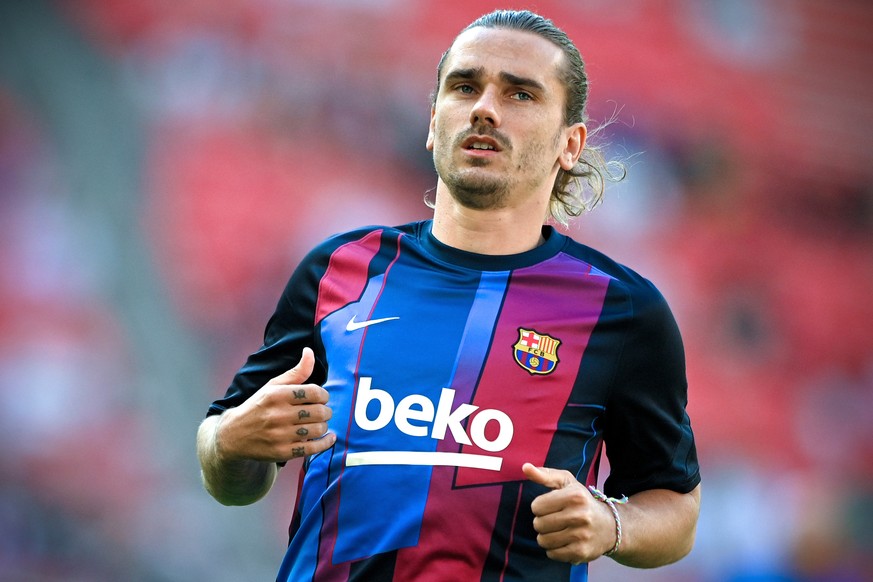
(513, 328), (561, 375)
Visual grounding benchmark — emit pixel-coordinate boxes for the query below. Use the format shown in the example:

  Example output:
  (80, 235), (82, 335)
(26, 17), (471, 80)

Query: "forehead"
(442, 27), (566, 89)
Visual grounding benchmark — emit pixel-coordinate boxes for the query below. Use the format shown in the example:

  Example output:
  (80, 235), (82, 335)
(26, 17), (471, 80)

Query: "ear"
(425, 106), (436, 152)
(559, 122), (587, 171)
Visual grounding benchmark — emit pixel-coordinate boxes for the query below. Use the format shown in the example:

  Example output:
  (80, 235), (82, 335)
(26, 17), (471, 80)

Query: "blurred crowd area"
(1, 0), (872, 580)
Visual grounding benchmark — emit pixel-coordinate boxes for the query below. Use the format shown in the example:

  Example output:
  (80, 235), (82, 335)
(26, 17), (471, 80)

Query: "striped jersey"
(208, 220), (700, 582)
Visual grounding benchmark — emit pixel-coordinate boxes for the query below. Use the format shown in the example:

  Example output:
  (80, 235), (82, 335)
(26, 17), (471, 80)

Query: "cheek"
(429, 118), (451, 154)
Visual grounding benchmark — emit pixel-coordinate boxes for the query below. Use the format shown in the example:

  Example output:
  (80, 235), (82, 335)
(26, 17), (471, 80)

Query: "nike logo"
(346, 315), (400, 332)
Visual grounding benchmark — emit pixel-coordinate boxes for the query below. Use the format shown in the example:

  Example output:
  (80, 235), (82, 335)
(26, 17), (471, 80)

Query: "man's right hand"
(215, 347), (336, 463)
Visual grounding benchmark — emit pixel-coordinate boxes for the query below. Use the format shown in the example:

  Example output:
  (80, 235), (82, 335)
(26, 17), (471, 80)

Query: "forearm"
(197, 414), (278, 506)
(611, 484), (701, 568)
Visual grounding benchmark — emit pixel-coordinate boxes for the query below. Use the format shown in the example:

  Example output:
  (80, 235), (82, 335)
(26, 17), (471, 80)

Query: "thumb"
(272, 347), (316, 385)
(522, 462), (576, 490)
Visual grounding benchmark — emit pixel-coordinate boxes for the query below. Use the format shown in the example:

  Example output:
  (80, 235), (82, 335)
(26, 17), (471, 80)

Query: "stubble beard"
(433, 124), (563, 212)
(439, 163), (513, 210)
(433, 126), (515, 211)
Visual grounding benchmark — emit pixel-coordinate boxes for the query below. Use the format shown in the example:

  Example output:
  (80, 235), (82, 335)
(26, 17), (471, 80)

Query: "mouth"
(461, 135), (502, 153)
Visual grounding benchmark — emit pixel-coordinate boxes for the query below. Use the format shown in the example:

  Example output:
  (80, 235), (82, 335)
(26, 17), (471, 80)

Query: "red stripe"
(314, 230), (383, 325)
(541, 336), (555, 355)
(393, 466), (501, 580)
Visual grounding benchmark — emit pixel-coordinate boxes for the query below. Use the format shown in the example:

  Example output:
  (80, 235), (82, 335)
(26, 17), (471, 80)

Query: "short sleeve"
(206, 250), (327, 417)
(602, 282), (700, 498)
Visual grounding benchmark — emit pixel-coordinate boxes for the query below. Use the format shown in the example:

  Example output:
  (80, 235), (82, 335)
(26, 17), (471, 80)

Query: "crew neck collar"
(418, 220), (565, 271)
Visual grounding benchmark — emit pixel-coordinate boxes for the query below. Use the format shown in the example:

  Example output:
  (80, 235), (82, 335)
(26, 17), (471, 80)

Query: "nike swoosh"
(346, 315), (400, 332)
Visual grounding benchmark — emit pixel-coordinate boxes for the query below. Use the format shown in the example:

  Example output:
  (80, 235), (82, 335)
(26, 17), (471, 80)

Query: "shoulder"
(558, 235), (667, 308)
(308, 221), (424, 255)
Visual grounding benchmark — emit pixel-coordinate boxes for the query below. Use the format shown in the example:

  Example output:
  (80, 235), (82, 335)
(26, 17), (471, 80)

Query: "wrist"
(588, 486), (629, 558)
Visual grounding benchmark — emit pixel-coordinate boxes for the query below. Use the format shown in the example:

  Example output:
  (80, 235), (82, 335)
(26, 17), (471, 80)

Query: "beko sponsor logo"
(346, 377), (513, 471)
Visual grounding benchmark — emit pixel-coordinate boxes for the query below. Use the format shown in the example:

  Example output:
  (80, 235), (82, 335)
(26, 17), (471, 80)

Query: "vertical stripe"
(457, 255), (611, 487)
(329, 235), (405, 565)
(283, 232), (397, 581)
(393, 270), (510, 581)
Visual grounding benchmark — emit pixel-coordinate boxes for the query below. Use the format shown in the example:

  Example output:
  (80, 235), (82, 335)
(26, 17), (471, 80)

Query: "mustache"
(453, 125), (511, 151)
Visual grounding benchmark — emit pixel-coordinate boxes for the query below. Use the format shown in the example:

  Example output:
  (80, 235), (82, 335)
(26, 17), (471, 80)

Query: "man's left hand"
(522, 463), (617, 565)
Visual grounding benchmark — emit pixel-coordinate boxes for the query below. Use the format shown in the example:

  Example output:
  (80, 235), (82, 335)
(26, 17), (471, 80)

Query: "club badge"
(513, 328), (561, 375)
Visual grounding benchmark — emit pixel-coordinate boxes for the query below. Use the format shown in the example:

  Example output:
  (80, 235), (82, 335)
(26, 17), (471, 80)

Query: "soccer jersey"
(208, 220), (700, 582)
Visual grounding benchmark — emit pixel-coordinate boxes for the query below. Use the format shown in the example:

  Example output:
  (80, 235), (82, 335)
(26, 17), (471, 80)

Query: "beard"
(432, 125), (515, 211)
(432, 122), (563, 211)
(438, 163), (513, 210)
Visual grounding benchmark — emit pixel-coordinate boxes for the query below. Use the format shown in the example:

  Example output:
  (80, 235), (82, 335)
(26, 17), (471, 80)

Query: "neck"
(431, 182), (549, 255)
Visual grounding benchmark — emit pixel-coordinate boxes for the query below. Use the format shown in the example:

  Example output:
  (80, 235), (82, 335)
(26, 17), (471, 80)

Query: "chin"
(448, 184), (508, 211)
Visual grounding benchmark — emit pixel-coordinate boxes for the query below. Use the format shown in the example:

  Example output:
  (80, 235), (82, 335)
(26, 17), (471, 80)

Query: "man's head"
(429, 10), (621, 225)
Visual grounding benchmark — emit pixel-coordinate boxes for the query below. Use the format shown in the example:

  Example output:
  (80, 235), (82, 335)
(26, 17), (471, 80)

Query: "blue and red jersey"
(208, 220), (700, 581)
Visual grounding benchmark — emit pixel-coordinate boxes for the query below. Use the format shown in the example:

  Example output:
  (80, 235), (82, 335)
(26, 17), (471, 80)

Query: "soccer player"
(197, 9), (701, 581)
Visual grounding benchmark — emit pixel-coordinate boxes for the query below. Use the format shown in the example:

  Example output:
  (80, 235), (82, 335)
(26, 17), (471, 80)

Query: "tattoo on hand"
(298, 410), (311, 419)
(292, 447), (305, 458)
(297, 428), (309, 437)
(293, 389), (306, 400)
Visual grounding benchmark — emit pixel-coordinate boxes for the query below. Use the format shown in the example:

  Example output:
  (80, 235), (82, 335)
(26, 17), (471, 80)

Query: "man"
(197, 9), (700, 581)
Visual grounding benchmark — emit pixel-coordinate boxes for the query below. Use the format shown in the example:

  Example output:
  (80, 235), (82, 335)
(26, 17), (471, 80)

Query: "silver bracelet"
(588, 486), (629, 557)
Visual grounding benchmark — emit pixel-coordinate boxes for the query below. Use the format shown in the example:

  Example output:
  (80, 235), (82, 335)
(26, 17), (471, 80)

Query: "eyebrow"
(443, 67), (546, 94)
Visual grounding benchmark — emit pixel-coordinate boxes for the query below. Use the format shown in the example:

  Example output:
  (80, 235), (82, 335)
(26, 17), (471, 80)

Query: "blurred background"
(1, 0), (871, 580)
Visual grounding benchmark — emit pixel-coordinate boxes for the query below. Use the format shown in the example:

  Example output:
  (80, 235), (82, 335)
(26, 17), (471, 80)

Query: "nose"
(469, 86), (501, 127)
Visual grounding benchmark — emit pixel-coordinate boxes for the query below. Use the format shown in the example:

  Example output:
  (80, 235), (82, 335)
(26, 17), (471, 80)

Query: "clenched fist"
(523, 463), (617, 565)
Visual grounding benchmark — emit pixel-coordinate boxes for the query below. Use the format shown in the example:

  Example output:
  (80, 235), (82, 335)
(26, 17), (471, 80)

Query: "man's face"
(427, 27), (571, 211)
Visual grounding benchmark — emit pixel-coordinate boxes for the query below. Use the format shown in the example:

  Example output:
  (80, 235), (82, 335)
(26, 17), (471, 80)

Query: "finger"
(536, 528), (574, 550)
(522, 463), (575, 490)
(533, 513), (568, 536)
(288, 420), (331, 441)
(533, 502), (596, 533)
(289, 403), (333, 425)
(281, 385), (331, 406)
(286, 432), (336, 461)
(271, 347), (316, 386)
(545, 546), (586, 565)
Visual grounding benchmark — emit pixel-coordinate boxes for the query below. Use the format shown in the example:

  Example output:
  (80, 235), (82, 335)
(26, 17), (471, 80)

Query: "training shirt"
(208, 220), (700, 582)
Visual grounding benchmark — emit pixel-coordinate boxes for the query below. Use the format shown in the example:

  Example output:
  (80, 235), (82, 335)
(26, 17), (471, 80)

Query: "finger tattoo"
(298, 410), (311, 419)
(293, 389), (306, 399)
(292, 446), (305, 458)
(297, 428), (309, 437)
